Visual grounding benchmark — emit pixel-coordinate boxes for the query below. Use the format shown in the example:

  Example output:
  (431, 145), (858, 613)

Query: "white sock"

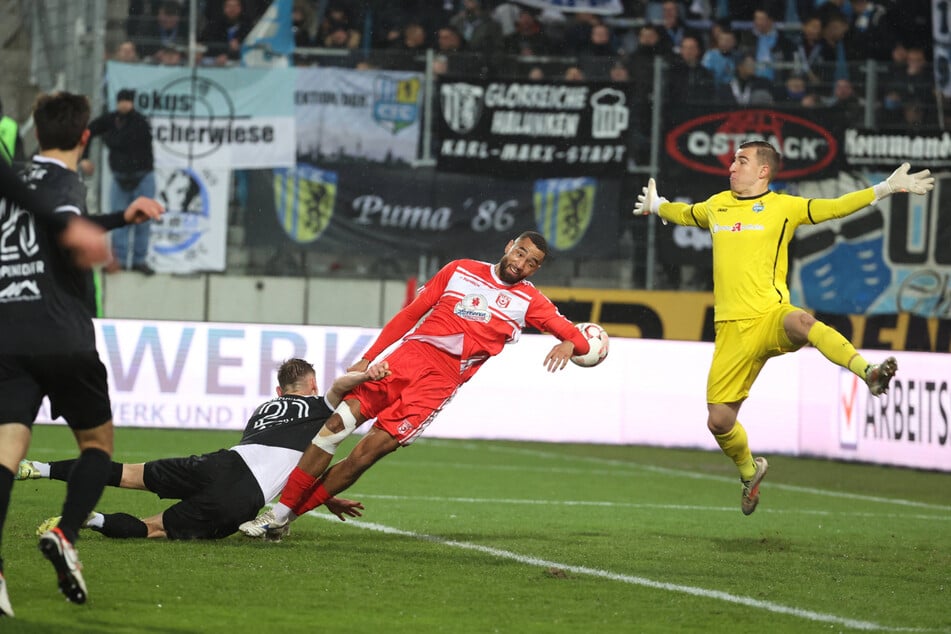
(36, 462), (51, 478)
(270, 503), (293, 523)
(84, 512), (104, 529)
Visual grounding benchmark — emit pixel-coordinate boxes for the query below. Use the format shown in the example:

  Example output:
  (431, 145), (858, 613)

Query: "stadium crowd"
(117, 0), (938, 128)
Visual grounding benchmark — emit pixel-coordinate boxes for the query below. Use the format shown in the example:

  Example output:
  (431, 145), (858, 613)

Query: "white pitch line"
(352, 493), (951, 522)
(420, 441), (951, 512)
(309, 512), (937, 633)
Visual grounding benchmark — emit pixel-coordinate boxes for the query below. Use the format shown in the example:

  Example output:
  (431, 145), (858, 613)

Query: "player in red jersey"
(240, 231), (590, 538)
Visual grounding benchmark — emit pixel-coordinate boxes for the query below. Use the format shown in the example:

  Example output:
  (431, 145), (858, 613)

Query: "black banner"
(843, 128), (951, 170)
(245, 163), (621, 259)
(435, 78), (634, 178)
(662, 105), (847, 193)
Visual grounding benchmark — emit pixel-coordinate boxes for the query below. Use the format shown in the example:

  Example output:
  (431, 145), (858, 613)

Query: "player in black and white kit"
(19, 358), (390, 541)
(0, 91), (163, 615)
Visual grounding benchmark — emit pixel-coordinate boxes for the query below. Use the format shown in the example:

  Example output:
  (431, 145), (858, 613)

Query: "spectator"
(563, 12), (602, 54)
(845, 0), (892, 61)
(890, 46), (935, 104)
(0, 97), (26, 166)
(112, 40), (141, 64)
(81, 89), (157, 275)
(881, 46), (936, 125)
(449, 0), (503, 55)
(317, 3), (361, 50)
(726, 54), (775, 105)
(823, 77), (866, 121)
(667, 35), (715, 105)
(153, 44), (186, 66)
(503, 7), (554, 56)
(702, 26), (740, 88)
(434, 26), (482, 76)
(815, 8), (850, 83)
(199, 0), (253, 66)
(656, 0), (703, 55)
(739, 8), (796, 82)
(564, 65), (586, 81)
(578, 22), (621, 78)
(609, 60), (632, 83)
(291, 0), (317, 48)
(135, 1), (187, 60)
(527, 65), (545, 80)
(774, 72), (810, 104)
(792, 13), (823, 85)
(630, 24), (669, 92)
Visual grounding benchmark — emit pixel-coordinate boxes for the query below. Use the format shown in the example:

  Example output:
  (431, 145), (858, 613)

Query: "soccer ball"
(570, 322), (609, 367)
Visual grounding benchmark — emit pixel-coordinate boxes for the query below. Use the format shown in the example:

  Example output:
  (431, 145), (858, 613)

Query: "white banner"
(295, 67), (423, 164)
(105, 62), (296, 169)
(148, 166), (230, 273)
(35, 320), (951, 471)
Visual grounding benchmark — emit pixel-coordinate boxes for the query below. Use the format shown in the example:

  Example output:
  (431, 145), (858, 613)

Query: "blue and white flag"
(513, 0), (623, 15)
(241, 0), (295, 68)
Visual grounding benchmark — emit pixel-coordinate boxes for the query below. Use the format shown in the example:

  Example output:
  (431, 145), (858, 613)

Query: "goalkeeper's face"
(729, 147), (768, 196)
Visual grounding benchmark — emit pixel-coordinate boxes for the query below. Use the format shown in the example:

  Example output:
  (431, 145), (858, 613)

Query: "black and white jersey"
(231, 394), (335, 502)
(0, 156), (96, 354)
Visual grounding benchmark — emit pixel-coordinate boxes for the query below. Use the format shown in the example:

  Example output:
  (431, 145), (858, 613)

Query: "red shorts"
(347, 340), (464, 445)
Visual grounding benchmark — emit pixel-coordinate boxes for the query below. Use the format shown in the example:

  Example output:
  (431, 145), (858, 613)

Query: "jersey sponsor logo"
(712, 222), (764, 233)
(0, 279), (40, 302)
(454, 293), (492, 322)
(665, 109), (838, 179)
(373, 76), (420, 134)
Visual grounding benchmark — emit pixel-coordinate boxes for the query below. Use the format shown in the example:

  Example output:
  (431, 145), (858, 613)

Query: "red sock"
(278, 467), (317, 509)
(291, 480), (331, 516)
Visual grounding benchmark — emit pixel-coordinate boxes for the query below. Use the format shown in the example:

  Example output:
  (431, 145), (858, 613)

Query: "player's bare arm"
(543, 340), (576, 373)
(59, 216), (110, 267)
(324, 497), (364, 521)
(325, 361), (390, 408)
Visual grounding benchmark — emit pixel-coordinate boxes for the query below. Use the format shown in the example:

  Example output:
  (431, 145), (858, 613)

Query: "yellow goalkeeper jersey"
(658, 187), (877, 322)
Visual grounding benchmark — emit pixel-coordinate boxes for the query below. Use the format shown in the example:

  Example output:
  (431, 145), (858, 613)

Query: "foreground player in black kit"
(19, 358), (390, 540)
(0, 91), (163, 616)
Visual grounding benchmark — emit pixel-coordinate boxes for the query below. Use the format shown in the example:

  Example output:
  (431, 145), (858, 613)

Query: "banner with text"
(436, 78), (634, 177)
(106, 62), (295, 169)
(245, 163), (621, 259)
(33, 320), (950, 471)
(662, 105), (847, 193)
(295, 67), (423, 165)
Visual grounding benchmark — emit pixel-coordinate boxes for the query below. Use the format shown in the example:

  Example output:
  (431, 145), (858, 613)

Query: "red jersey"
(363, 259), (587, 374)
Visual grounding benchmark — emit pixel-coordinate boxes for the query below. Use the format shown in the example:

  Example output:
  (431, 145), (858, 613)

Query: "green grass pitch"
(3, 424), (949, 633)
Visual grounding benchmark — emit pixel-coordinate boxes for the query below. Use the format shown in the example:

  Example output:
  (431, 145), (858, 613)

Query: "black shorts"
(0, 351), (112, 430)
(143, 449), (265, 540)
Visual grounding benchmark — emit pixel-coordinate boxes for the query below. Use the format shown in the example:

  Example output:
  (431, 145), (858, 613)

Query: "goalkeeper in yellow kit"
(633, 140), (934, 515)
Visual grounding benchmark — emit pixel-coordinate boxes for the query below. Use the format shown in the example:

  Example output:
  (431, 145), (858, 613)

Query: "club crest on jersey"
(496, 293), (512, 308)
(454, 294), (492, 322)
(752, 201), (765, 212)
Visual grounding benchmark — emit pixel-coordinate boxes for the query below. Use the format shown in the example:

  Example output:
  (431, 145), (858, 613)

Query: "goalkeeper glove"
(873, 163), (935, 201)
(632, 178), (668, 216)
